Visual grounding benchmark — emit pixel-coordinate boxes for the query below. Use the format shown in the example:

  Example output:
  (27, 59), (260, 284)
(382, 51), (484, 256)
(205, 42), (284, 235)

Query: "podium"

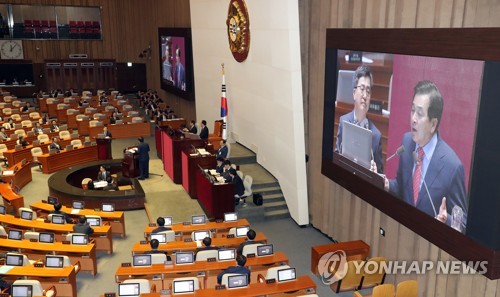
(96, 138), (112, 160)
(181, 149), (216, 198)
(122, 147), (140, 178)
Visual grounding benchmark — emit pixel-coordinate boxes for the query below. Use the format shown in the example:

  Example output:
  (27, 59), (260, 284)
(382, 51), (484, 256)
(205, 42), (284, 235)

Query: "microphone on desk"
(191, 144), (197, 154)
(412, 151), (437, 217)
(386, 145), (405, 162)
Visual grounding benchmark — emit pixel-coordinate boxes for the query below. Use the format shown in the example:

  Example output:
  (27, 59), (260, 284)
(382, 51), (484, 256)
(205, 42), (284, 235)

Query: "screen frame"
(227, 274), (248, 289)
(8, 229), (22, 240)
(20, 210), (33, 220)
(173, 279), (195, 294)
(11, 285), (32, 297)
(72, 201), (84, 209)
(277, 267), (296, 282)
(322, 27), (500, 280)
(118, 283), (140, 297)
(191, 215), (206, 225)
(71, 234), (88, 245)
(175, 252), (194, 265)
(257, 244), (274, 257)
(150, 233), (166, 243)
(101, 203), (114, 212)
(45, 255), (64, 268)
(218, 249), (236, 261)
(224, 212), (238, 222)
(132, 254), (152, 267)
(51, 214), (65, 224)
(6, 254), (24, 266)
(39, 232), (54, 243)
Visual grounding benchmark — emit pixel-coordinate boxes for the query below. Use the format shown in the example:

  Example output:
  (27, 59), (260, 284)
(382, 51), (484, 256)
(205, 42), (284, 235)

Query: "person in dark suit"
(236, 229), (258, 256)
(217, 255), (250, 285)
(0, 127), (8, 141)
(137, 136), (150, 180)
(32, 122), (44, 135)
(222, 160), (232, 182)
(97, 165), (110, 182)
(4, 118), (14, 130)
(103, 126), (112, 138)
(215, 157), (224, 175)
(195, 237), (219, 260)
(73, 216), (94, 235)
(230, 168), (245, 206)
(199, 120), (209, 140)
(16, 135), (28, 148)
(385, 80), (467, 232)
(144, 239), (171, 260)
(49, 137), (61, 151)
(50, 202), (73, 223)
(50, 120), (59, 132)
(335, 65), (383, 174)
(152, 217), (172, 233)
(216, 140), (229, 159)
(21, 102), (31, 113)
(109, 112), (118, 124)
(183, 120), (197, 134)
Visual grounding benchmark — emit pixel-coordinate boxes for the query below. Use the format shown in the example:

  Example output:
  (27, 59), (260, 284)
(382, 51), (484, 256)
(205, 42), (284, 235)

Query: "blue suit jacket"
(217, 265), (251, 284)
(217, 146), (228, 159)
(335, 111), (384, 173)
(389, 132), (468, 230)
(137, 142), (150, 161)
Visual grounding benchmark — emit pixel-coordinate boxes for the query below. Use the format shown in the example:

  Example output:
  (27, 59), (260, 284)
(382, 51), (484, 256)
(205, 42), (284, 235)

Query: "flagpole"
(221, 63), (228, 140)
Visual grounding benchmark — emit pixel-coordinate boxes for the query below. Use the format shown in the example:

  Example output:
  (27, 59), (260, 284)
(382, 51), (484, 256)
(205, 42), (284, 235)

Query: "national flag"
(220, 64), (228, 140)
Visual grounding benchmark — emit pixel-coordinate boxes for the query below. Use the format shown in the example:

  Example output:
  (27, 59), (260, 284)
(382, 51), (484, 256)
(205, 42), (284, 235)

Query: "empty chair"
(66, 109), (78, 115)
(2, 123), (10, 130)
(3, 107), (12, 115)
(242, 243), (264, 257)
(76, 114), (88, 121)
(255, 265), (291, 283)
(24, 231), (40, 240)
(360, 257), (387, 289)
(195, 250), (218, 261)
(93, 113), (105, 120)
(11, 114), (21, 121)
(37, 134), (50, 143)
(3, 96), (12, 103)
(82, 91), (92, 97)
(46, 98), (56, 104)
(11, 279), (56, 297)
(29, 111), (41, 119)
(81, 178), (92, 189)
(0, 226), (6, 236)
(122, 279), (154, 294)
(15, 129), (26, 138)
(18, 207), (37, 220)
(172, 277), (200, 294)
(21, 120), (32, 128)
(66, 233), (87, 242)
(71, 139), (83, 147)
(157, 230), (176, 242)
(31, 147), (43, 169)
(89, 120), (102, 127)
(0, 103), (6, 108)
(59, 130), (71, 140)
(372, 284), (395, 297)
(12, 100), (22, 107)
(131, 116), (143, 123)
(150, 253), (167, 264)
(331, 260), (365, 293)
(395, 280), (418, 297)
(57, 103), (68, 110)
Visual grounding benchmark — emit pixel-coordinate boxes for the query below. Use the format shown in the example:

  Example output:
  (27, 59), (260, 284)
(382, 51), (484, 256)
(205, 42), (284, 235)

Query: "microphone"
(386, 145), (405, 162)
(191, 144), (197, 154)
(412, 151), (437, 217)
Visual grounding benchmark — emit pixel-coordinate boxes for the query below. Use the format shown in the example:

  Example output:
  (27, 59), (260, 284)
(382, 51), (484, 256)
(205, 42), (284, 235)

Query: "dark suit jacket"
(189, 125), (197, 134)
(199, 126), (209, 139)
(104, 131), (112, 138)
(97, 171), (110, 182)
(217, 265), (251, 284)
(232, 174), (245, 197)
(109, 117), (116, 124)
(50, 142), (61, 151)
(335, 111), (384, 173)
(137, 142), (150, 161)
(389, 132), (467, 230)
(73, 223), (94, 235)
(217, 146), (228, 159)
(216, 165), (224, 175)
(50, 124), (59, 132)
(151, 226), (172, 233)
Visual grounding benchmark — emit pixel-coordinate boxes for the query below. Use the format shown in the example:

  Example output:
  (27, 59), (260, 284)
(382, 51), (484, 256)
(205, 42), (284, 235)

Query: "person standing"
(199, 120), (209, 140)
(137, 136), (150, 180)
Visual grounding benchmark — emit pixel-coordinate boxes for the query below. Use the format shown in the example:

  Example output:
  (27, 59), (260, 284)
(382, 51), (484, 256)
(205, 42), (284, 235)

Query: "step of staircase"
(264, 209), (291, 220)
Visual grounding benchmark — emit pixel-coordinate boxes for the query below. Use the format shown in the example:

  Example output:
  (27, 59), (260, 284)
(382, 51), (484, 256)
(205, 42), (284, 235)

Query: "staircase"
(229, 143), (290, 222)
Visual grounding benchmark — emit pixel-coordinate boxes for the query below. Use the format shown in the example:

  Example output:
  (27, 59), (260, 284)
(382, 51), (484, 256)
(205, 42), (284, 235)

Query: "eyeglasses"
(355, 85), (371, 96)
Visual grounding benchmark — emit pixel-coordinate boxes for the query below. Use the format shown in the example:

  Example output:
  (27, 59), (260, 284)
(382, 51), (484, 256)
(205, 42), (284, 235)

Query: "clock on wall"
(226, 0), (250, 62)
(0, 40), (24, 60)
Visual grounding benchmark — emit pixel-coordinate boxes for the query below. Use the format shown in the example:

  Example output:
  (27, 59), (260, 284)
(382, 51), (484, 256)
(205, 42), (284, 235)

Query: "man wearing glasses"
(335, 65), (384, 173)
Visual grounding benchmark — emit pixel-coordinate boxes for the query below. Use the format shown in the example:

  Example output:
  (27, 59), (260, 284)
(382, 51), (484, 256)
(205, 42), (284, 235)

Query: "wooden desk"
(88, 121), (150, 139)
(311, 240), (370, 274)
(3, 145), (33, 165)
(76, 118), (90, 135)
(1, 159), (32, 190)
(196, 168), (234, 219)
(30, 201), (126, 237)
(132, 232), (268, 255)
(1, 264), (78, 297)
(0, 184), (24, 214)
(37, 145), (98, 174)
(143, 219), (250, 240)
(0, 214), (113, 254)
(181, 150), (216, 198)
(0, 238), (97, 275)
(157, 118), (186, 130)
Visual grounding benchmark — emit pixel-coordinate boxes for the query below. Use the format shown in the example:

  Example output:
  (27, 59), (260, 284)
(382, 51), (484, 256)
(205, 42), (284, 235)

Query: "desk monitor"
(21, 158), (27, 166)
(173, 279), (195, 294)
(115, 120), (123, 124)
(65, 144), (73, 151)
(8, 229), (22, 240)
(224, 212), (237, 222)
(97, 133), (106, 139)
(11, 285), (32, 297)
(277, 267), (296, 282)
(162, 216), (173, 226)
(87, 217), (101, 226)
(73, 201), (85, 209)
(51, 214), (65, 224)
(39, 232), (54, 243)
(45, 255), (64, 268)
(14, 144), (22, 151)
(191, 215), (206, 225)
(340, 120), (373, 169)
(193, 230), (210, 242)
(20, 210), (33, 220)
(150, 233), (166, 243)
(218, 249), (236, 261)
(175, 252), (194, 265)
(132, 254), (152, 267)
(227, 274), (248, 289)
(84, 141), (92, 147)
(235, 226), (250, 237)
(336, 69), (356, 104)
(6, 254), (24, 266)
(49, 149), (58, 155)
(118, 283), (140, 297)
(257, 244), (274, 257)
(71, 234), (88, 245)
(0, 205), (5, 215)
(47, 196), (58, 205)
(102, 203), (115, 212)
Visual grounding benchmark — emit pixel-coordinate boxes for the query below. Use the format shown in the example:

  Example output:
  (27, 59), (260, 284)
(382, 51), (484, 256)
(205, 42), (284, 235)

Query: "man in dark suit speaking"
(385, 80), (467, 232)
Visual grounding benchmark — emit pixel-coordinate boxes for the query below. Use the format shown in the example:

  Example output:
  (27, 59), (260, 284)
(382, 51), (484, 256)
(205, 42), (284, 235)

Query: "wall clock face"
(226, 0), (250, 62)
(0, 40), (24, 60)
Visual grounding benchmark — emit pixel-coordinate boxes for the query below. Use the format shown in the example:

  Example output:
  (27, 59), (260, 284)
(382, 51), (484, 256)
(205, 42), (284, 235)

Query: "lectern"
(96, 138), (112, 160)
(122, 147), (140, 178)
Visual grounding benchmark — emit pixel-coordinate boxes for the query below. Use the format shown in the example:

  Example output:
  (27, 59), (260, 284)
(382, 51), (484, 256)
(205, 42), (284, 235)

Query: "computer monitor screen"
(150, 233), (166, 243)
(162, 216), (173, 226)
(340, 121), (373, 169)
(8, 230), (22, 240)
(193, 230), (210, 242)
(87, 217), (101, 226)
(72, 201), (84, 209)
(71, 235), (88, 245)
(118, 283), (140, 297)
(173, 279), (195, 294)
(235, 226), (250, 237)
(6, 254), (24, 266)
(0, 205), (5, 215)
(175, 252), (194, 265)
(65, 145), (73, 151)
(277, 267), (296, 282)
(227, 274), (248, 289)
(20, 210), (33, 220)
(102, 203), (114, 212)
(224, 212), (237, 222)
(47, 196), (58, 205)
(11, 285), (32, 297)
(133, 254), (152, 267)
(45, 256), (64, 268)
(51, 215), (65, 224)
(257, 244), (274, 257)
(39, 232), (54, 243)
(218, 249), (236, 261)
(97, 133), (105, 138)
(191, 215), (206, 225)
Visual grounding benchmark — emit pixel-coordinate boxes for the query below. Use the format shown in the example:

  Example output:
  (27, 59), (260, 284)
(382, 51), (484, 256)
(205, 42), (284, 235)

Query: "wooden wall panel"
(305, 0), (500, 295)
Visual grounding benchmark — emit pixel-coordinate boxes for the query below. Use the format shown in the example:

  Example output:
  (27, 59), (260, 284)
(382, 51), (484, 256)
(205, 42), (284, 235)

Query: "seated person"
(50, 202), (73, 223)
(4, 118), (14, 130)
(197, 237), (219, 252)
(0, 127), (8, 141)
(222, 160), (232, 182)
(144, 238), (171, 261)
(152, 217), (172, 233)
(103, 175), (118, 191)
(49, 137), (62, 151)
(50, 120), (59, 132)
(236, 229), (258, 256)
(217, 255), (251, 285)
(215, 157), (224, 175)
(216, 140), (229, 159)
(229, 168), (245, 206)
(21, 102), (31, 113)
(183, 120), (197, 134)
(40, 113), (50, 125)
(109, 112), (118, 124)
(97, 165), (110, 182)
(32, 122), (44, 135)
(16, 136), (28, 148)
(73, 216), (94, 235)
